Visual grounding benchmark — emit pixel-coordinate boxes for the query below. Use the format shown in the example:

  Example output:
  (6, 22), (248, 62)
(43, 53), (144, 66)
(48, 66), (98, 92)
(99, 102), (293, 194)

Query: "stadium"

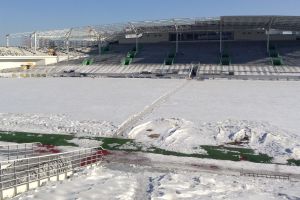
(1, 10), (300, 200)
(1, 16), (300, 80)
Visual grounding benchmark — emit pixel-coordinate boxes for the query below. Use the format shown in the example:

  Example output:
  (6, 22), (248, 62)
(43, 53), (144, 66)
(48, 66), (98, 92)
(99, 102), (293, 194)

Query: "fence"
(0, 143), (42, 161)
(240, 172), (290, 180)
(0, 146), (104, 200)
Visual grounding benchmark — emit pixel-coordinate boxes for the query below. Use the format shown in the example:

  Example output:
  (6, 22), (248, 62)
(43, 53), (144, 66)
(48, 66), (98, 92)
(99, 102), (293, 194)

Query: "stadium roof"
(7, 16), (300, 42)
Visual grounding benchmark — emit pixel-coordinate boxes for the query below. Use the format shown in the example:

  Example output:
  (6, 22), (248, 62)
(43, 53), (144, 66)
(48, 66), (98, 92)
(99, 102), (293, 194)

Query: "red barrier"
(35, 144), (61, 154)
(80, 150), (110, 167)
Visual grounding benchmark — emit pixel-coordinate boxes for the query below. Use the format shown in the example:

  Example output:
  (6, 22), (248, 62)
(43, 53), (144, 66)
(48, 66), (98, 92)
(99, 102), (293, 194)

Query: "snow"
(0, 78), (182, 123)
(0, 78), (299, 162)
(1, 78), (300, 134)
(145, 80), (300, 134)
(0, 113), (116, 136)
(127, 118), (300, 162)
(0, 78), (299, 134)
(0, 78), (299, 199)
(12, 164), (300, 200)
(127, 118), (211, 154)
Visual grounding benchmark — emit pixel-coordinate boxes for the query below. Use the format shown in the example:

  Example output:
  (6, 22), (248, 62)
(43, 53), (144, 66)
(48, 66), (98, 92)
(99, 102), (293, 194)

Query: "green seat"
(220, 52), (231, 66)
(272, 57), (283, 66)
(101, 46), (110, 54)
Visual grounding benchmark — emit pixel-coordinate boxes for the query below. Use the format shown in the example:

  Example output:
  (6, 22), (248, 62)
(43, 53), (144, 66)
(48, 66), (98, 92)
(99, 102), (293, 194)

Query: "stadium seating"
(273, 41), (300, 66)
(101, 45), (110, 54)
(174, 42), (219, 64)
(226, 41), (270, 65)
(272, 57), (283, 66)
(164, 51), (176, 65)
(220, 52), (231, 65)
(131, 43), (173, 64)
(82, 58), (94, 65)
(3, 41), (299, 67)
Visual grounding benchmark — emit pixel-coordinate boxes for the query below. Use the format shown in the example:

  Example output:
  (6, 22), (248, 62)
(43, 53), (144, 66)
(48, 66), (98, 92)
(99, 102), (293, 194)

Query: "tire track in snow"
(115, 80), (190, 137)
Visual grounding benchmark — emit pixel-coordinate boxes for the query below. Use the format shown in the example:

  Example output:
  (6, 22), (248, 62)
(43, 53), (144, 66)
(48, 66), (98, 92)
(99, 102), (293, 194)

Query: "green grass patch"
(201, 146), (272, 163)
(0, 131), (273, 164)
(287, 159), (300, 166)
(0, 131), (77, 146)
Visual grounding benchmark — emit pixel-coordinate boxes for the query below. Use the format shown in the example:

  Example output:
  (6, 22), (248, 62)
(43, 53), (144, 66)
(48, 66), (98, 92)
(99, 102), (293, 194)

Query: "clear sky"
(0, 0), (300, 45)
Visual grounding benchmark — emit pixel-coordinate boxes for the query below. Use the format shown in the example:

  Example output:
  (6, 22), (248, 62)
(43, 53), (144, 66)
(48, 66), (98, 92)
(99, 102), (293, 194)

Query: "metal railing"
(0, 143), (42, 161)
(0, 147), (104, 199)
(240, 172), (289, 180)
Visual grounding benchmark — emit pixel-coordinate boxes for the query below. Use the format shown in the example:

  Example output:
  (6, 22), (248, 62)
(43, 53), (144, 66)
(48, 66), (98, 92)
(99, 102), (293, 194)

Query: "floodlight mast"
(65, 28), (73, 61)
(88, 26), (102, 55)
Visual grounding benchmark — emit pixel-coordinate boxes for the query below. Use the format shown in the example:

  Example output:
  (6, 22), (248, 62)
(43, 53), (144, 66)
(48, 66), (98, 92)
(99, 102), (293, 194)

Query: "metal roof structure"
(7, 16), (300, 42)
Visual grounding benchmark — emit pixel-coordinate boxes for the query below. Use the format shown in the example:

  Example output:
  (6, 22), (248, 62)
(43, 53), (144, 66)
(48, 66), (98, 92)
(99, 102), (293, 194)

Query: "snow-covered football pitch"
(0, 77), (300, 199)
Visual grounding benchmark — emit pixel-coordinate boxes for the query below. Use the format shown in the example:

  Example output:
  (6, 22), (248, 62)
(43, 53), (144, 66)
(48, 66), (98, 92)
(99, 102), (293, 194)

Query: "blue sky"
(0, 0), (299, 45)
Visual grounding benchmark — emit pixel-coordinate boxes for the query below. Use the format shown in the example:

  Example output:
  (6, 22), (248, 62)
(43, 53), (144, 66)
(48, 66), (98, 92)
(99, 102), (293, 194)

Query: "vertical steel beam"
(5, 34), (10, 48)
(267, 31), (270, 52)
(219, 18), (222, 54)
(267, 17), (274, 53)
(176, 31), (179, 54)
(174, 20), (179, 54)
(98, 39), (102, 56)
(136, 36), (139, 52)
(65, 28), (73, 61)
(34, 32), (37, 54)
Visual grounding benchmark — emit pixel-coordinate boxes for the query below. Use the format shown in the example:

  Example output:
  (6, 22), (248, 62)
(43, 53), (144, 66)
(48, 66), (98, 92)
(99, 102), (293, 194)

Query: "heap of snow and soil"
(127, 118), (300, 162)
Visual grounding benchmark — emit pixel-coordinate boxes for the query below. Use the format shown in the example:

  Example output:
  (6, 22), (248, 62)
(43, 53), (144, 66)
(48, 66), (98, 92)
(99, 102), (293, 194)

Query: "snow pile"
(0, 113), (117, 137)
(0, 112), (299, 162)
(13, 167), (139, 200)
(128, 118), (214, 154)
(128, 118), (300, 162)
(215, 119), (300, 162)
(12, 165), (300, 200)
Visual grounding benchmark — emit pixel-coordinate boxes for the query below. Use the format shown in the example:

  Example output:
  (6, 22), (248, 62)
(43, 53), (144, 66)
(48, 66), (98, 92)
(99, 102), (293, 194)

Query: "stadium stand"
(174, 42), (220, 64)
(2, 16), (300, 80)
(225, 41), (270, 65)
(0, 47), (28, 56)
(132, 43), (173, 64)
(273, 41), (300, 66)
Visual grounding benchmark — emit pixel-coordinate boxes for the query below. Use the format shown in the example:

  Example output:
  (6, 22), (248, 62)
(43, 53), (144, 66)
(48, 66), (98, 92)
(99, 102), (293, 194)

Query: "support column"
(219, 19), (222, 54)
(6, 35), (9, 48)
(267, 30), (270, 53)
(176, 31), (179, 54)
(30, 34), (33, 49)
(135, 35), (139, 52)
(66, 39), (70, 61)
(98, 40), (102, 56)
(34, 32), (37, 54)
(267, 18), (274, 53)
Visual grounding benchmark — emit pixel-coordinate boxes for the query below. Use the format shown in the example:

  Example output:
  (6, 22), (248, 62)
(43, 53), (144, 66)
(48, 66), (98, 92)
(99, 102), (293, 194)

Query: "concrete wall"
(234, 30), (297, 41)
(119, 31), (298, 43)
